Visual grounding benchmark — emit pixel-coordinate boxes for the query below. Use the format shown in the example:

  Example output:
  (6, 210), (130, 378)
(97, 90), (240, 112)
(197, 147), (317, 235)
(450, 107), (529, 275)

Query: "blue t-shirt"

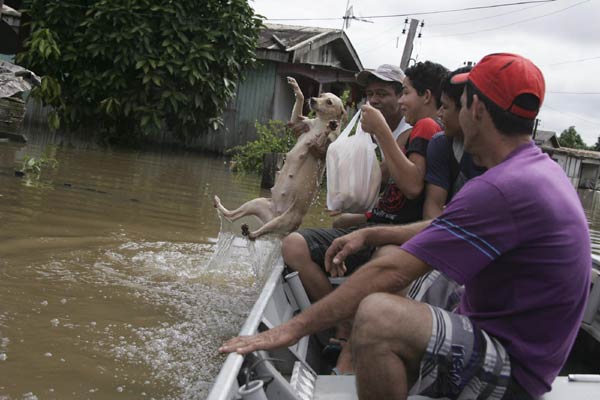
(402, 141), (591, 397)
(425, 132), (486, 202)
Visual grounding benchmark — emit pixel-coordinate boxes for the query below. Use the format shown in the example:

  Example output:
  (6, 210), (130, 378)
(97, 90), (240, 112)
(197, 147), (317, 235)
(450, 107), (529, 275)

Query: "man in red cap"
(220, 53), (591, 400)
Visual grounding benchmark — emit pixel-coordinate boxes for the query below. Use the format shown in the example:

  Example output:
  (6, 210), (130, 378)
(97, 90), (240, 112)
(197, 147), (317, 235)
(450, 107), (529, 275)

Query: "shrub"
(229, 120), (294, 173)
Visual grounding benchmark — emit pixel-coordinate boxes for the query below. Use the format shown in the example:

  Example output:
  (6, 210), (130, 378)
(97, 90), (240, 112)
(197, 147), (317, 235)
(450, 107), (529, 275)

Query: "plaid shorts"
(407, 269), (464, 312)
(410, 306), (513, 399)
(407, 272), (532, 399)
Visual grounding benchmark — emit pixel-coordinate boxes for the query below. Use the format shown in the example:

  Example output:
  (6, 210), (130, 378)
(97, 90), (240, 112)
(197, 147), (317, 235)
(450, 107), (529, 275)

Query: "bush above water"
(228, 120), (294, 174)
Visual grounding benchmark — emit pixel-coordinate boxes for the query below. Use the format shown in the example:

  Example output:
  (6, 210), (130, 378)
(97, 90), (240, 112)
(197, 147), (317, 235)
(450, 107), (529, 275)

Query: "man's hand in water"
(219, 322), (302, 355)
(325, 228), (370, 277)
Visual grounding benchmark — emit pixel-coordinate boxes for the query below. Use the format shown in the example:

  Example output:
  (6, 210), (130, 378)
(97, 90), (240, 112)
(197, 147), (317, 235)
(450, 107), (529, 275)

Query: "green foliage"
(17, 0), (263, 145)
(229, 120), (295, 173)
(593, 136), (600, 152)
(558, 126), (588, 150)
(228, 88), (355, 174)
(20, 154), (58, 177)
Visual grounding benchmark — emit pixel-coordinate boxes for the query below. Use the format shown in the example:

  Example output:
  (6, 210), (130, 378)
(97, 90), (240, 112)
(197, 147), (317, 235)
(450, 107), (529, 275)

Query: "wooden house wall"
(551, 153), (582, 188)
(295, 46), (343, 69)
(580, 163), (600, 189)
(186, 61), (278, 153)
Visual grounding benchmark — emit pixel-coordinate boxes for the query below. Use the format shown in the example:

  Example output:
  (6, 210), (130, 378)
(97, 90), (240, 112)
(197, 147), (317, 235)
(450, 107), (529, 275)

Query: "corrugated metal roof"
(258, 23), (362, 72)
(259, 24), (337, 50)
(543, 146), (600, 160)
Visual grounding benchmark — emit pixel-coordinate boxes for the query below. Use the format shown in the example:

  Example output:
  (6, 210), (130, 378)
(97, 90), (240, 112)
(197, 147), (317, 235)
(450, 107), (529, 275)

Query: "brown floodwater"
(0, 136), (332, 400)
(1, 135), (599, 400)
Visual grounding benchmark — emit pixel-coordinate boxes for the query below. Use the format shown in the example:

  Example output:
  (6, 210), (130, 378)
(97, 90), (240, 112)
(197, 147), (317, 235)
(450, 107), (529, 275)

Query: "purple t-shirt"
(402, 141), (591, 396)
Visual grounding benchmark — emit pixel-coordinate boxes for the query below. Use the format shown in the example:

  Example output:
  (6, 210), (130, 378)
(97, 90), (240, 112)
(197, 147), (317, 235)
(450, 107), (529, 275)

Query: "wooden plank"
(0, 96), (26, 140)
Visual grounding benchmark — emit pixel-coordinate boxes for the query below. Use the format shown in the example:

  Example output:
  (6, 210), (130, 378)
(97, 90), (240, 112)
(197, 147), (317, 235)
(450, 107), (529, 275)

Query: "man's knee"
(282, 232), (310, 267)
(353, 294), (432, 389)
(353, 293), (431, 349)
(353, 293), (408, 343)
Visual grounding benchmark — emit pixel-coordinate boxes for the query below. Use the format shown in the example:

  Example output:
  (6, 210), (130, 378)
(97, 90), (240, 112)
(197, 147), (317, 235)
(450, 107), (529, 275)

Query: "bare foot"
(213, 195), (232, 222)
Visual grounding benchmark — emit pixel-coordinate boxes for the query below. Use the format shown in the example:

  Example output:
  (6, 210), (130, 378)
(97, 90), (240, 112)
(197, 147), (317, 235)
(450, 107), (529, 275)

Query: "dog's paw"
(286, 76), (298, 86)
(287, 77), (301, 95)
(213, 195), (221, 208)
(241, 224), (250, 237)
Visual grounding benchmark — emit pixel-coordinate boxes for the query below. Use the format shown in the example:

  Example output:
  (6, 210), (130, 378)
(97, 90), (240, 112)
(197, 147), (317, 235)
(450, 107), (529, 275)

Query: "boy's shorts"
(297, 226), (375, 274)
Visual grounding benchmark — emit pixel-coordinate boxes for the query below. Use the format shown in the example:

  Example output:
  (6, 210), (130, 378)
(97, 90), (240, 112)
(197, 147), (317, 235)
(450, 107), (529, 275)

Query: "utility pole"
(400, 19), (419, 70)
(342, 0), (350, 31)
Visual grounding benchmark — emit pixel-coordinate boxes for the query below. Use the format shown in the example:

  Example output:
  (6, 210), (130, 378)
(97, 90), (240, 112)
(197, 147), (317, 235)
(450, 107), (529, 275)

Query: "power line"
(356, 0), (556, 57)
(548, 91), (600, 95)
(428, 2), (548, 26)
(542, 56), (600, 67)
(357, 0), (558, 19)
(428, 0), (590, 38)
(543, 103), (600, 128)
(265, 0), (558, 22)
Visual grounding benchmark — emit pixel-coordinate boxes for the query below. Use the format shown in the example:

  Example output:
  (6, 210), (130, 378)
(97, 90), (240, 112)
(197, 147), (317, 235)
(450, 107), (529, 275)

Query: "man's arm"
(423, 183), (448, 220)
(219, 249), (432, 355)
(324, 220), (432, 276)
(379, 128), (411, 183)
(361, 105), (426, 199)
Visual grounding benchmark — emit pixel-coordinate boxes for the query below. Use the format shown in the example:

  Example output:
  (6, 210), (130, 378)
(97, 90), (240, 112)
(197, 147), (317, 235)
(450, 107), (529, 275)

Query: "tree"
(593, 136), (600, 152)
(17, 0), (262, 145)
(558, 126), (588, 150)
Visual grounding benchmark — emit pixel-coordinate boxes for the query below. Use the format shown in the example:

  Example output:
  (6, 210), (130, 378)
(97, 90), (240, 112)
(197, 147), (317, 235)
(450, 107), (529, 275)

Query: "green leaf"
(18, 0), (262, 144)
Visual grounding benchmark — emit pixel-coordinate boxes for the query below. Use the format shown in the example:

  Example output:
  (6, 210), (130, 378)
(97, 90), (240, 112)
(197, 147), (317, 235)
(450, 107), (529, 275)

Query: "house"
(188, 23), (364, 153)
(542, 146), (600, 189)
(533, 129), (560, 148)
(0, 2), (22, 58)
(533, 128), (600, 190)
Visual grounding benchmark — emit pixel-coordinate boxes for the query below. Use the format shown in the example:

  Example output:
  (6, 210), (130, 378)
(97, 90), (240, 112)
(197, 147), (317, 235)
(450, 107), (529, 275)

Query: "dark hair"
(465, 81), (538, 135)
(365, 75), (403, 94)
(441, 66), (472, 109)
(404, 61), (449, 108)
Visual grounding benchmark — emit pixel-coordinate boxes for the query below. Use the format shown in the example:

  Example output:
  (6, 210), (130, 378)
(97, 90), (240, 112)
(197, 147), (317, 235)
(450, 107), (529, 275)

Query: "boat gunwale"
(207, 257), (286, 400)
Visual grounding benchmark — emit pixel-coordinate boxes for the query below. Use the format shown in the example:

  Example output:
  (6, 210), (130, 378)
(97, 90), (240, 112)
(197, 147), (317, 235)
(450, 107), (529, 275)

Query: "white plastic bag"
(326, 111), (382, 213)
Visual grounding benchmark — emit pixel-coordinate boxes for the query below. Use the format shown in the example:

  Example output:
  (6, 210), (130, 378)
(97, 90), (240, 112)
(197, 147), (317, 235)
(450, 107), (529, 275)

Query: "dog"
(214, 77), (346, 240)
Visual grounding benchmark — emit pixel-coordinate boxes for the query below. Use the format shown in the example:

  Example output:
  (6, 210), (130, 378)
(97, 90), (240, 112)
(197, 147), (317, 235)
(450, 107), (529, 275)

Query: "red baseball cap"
(451, 53), (545, 120)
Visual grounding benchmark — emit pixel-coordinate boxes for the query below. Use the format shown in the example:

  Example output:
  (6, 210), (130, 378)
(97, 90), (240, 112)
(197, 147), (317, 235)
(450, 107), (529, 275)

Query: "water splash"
(205, 210), (282, 285)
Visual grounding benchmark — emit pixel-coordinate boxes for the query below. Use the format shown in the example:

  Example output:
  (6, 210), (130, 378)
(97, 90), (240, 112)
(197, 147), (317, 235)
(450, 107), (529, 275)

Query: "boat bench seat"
(312, 376), (600, 400)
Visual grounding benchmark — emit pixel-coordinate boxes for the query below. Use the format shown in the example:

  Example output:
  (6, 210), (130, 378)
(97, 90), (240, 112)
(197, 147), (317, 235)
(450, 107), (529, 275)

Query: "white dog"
(214, 77), (346, 240)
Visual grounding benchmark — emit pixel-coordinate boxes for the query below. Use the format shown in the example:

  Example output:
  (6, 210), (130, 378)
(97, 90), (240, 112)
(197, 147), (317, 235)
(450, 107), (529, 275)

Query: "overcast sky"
(251, 0), (600, 146)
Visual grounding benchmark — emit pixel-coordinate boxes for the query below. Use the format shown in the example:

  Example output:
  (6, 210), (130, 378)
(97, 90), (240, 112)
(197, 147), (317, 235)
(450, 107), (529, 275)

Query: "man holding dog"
(220, 53), (591, 400)
(282, 62), (448, 304)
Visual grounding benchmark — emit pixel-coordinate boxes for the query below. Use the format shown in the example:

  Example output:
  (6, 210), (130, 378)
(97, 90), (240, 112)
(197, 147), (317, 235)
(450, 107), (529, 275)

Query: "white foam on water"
(100, 213), (285, 399)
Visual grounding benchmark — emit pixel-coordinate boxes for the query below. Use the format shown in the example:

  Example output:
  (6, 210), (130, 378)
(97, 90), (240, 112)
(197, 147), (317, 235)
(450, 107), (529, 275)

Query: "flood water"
(0, 135), (331, 400)
(1, 135), (599, 400)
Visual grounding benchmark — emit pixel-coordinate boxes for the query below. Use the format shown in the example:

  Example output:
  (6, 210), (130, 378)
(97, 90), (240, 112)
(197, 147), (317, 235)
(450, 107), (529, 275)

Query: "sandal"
(331, 367), (354, 376)
(321, 337), (347, 365)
